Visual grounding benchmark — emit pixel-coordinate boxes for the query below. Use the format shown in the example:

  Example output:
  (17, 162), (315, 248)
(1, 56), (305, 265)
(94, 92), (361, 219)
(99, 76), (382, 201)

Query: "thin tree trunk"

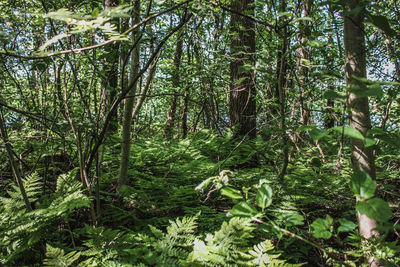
(324, 34), (335, 129)
(182, 43), (191, 138)
(132, 54), (159, 120)
(118, 0), (141, 191)
(0, 109), (32, 211)
(298, 0), (313, 125)
(344, 1), (379, 265)
(277, 0), (289, 180)
(164, 30), (184, 140)
(102, 0), (120, 133)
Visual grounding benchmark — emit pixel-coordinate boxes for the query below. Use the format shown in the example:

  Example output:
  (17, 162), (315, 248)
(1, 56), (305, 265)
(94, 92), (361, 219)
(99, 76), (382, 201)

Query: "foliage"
(0, 172), (90, 265)
(1, 0), (400, 265)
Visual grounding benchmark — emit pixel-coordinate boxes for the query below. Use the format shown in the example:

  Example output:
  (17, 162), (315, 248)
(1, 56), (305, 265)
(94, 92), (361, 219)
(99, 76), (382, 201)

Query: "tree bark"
(277, 0), (289, 180)
(298, 0), (313, 125)
(118, 0), (141, 191)
(164, 30), (184, 140)
(102, 0), (120, 133)
(229, 0), (256, 138)
(344, 1), (379, 265)
(0, 109), (32, 211)
(182, 43), (191, 139)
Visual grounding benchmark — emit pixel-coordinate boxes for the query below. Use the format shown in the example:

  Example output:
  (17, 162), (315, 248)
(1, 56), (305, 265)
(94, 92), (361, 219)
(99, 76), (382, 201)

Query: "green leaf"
(278, 212), (304, 227)
(364, 137), (376, 147)
(332, 126), (364, 141)
(256, 184), (273, 210)
(195, 176), (214, 191)
(322, 90), (346, 100)
(92, 8), (100, 17)
(306, 40), (325, 48)
(370, 128), (400, 148)
(221, 187), (243, 200)
(368, 14), (395, 36)
(294, 16), (313, 23)
(229, 201), (259, 217)
(350, 171), (376, 199)
(297, 125), (328, 142)
(309, 128), (328, 142)
(348, 84), (384, 97)
(356, 198), (392, 222)
(338, 218), (357, 233)
(311, 215), (333, 239)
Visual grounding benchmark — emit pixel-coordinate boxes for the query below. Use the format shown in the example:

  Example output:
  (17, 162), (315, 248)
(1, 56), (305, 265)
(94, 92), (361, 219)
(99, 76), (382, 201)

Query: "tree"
(297, 0), (313, 126)
(164, 29), (184, 140)
(229, 0), (256, 138)
(118, 0), (141, 190)
(102, 0), (121, 133)
(344, 1), (379, 265)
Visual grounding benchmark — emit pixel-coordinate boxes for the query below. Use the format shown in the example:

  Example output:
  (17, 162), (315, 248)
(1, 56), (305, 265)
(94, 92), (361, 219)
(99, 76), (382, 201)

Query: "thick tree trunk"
(344, 1), (379, 265)
(229, 0), (256, 138)
(118, 0), (140, 191)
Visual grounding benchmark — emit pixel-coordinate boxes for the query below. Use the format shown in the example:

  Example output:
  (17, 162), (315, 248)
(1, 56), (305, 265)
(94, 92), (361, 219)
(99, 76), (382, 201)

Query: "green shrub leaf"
(277, 212), (304, 227)
(229, 201), (259, 217)
(221, 187), (243, 200)
(350, 171), (376, 199)
(311, 215), (333, 239)
(356, 198), (392, 222)
(256, 184), (273, 210)
(332, 126), (364, 141)
(368, 14), (395, 36)
(338, 218), (357, 233)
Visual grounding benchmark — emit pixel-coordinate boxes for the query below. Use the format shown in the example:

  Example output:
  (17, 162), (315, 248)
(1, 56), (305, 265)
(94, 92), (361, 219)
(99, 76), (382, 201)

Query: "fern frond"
(56, 171), (81, 194)
(43, 244), (81, 267)
(1, 173), (42, 212)
(188, 217), (254, 265)
(239, 240), (305, 267)
(0, 171), (89, 265)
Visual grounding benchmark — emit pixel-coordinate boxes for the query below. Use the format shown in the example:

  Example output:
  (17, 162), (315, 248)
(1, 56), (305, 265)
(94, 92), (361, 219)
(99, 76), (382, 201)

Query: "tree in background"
(229, 0), (256, 138)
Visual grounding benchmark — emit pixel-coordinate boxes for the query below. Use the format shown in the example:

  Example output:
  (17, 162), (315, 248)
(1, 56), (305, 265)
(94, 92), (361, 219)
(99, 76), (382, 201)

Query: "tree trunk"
(344, 1), (379, 265)
(118, 0), (140, 191)
(324, 34), (335, 129)
(298, 0), (313, 125)
(182, 44), (191, 139)
(229, 0), (256, 138)
(0, 109), (32, 211)
(164, 30), (184, 140)
(276, 0), (289, 180)
(102, 0), (120, 133)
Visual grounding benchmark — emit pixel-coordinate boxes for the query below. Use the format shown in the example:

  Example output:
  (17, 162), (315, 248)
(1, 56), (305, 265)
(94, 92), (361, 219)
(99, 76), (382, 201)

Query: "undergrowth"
(1, 130), (399, 266)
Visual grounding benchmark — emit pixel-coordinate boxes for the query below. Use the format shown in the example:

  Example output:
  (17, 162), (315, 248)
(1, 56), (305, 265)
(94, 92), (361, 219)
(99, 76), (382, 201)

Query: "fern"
(149, 213), (200, 265)
(188, 217), (254, 265)
(0, 171), (90, 265)
(43, 244), (81, 267)
(0, 173), (42, 212)
(238, 240), (303, 267)
(187, 217), (297, 266)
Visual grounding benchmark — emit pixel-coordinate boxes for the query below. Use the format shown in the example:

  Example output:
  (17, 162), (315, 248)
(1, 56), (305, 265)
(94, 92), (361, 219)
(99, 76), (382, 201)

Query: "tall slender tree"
(344, 1), (379, 266)
(164, 29), (184, 140)
(103, 0), (120, 133)
(297, 0), (313, 125)
(118, 0), (141, 190)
